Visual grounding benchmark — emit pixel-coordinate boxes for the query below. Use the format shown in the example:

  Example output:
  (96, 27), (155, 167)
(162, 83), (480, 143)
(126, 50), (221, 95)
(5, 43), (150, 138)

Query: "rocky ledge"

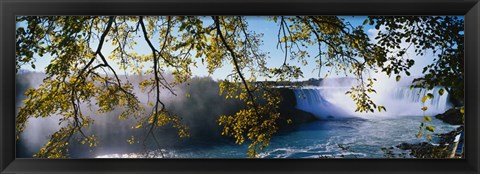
(394, 126), (464, 158)
(435, 108), (463, 125)
(276, 88), (317, 128)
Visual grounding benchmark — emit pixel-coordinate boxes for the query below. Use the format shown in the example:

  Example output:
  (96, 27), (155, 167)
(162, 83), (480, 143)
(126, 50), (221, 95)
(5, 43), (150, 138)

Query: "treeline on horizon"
(16, 69), (358, 87)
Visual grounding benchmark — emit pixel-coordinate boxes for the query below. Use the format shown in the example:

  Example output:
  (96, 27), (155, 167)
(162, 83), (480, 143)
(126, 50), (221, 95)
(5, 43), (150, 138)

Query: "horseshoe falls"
(17, 73), (459, 159)
(95, 85), (457, 159)
(292, 86), (451, 120)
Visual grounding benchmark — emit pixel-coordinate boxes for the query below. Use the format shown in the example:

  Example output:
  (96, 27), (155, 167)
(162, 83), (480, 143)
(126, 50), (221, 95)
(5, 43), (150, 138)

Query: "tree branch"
(212, 16), (260, 115)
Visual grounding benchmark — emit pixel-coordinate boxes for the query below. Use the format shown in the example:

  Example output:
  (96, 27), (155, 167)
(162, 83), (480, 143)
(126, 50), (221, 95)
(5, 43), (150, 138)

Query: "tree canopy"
(15, 16), (464, 158)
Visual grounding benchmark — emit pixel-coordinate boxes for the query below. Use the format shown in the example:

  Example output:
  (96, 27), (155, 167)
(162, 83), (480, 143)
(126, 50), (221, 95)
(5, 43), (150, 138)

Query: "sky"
(18, 16), (461, 82)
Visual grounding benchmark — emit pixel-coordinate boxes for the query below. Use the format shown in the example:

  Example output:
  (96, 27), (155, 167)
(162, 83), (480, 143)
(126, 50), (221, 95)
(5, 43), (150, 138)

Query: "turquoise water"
(96, 116), (458, 158)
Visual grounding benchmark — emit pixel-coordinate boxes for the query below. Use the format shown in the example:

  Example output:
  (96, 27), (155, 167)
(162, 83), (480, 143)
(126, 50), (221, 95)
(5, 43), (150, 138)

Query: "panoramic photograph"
(15, 16), (464, 158)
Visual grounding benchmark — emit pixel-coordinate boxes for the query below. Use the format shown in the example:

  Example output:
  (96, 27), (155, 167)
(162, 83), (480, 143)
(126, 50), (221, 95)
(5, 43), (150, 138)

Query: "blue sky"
(18, 16), (457, 81)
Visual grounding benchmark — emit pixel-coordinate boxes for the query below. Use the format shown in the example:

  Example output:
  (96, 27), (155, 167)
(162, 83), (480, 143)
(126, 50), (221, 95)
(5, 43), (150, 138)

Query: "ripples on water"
(96, 116), (459, 158)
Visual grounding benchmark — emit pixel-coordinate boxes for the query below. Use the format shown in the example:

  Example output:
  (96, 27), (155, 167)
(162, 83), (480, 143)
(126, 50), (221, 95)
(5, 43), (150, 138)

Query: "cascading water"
(393, 87), (449, 111)
(293, 87), (353, 120)
(293, 86), (451, 120)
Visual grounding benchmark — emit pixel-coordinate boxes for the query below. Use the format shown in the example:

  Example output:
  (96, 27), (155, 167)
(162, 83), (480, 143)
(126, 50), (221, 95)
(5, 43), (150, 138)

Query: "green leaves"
(425, 126), (435, 132)
(438, 88), (445, 96)
(421, 96), (428, 103)
(423, 116), (432, 122)
(405, 71), (410, 76)
(377, 105), (386, 112)
(421, 93), (434, 103)
(218, 82), (282, 158)
(421, 106), (428, 111)
(362, 19), (369, 25)
(15, 15), (464, 158)
(427, 93), (434, 99)
(396, 75), (401, 82)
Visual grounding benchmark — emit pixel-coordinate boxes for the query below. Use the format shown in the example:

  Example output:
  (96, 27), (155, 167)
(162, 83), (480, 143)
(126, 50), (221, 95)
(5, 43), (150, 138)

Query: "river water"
(96, 85), (458, 158)
(95, 116), (458, 158)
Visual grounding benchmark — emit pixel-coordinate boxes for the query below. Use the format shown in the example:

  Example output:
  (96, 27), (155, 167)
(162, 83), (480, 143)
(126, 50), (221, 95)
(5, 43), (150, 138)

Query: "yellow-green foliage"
(16, 16), (464, 158)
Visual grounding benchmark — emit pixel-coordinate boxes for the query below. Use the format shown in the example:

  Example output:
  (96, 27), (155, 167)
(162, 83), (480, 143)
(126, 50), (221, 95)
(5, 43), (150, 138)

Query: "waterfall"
(293, 87), (353, 120)
(393, 87), (449, 110)
(292, 86), (451, 120)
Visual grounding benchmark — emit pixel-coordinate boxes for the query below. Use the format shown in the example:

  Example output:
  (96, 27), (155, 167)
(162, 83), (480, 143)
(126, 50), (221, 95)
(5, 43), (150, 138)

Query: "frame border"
(1, 0), (479, 173)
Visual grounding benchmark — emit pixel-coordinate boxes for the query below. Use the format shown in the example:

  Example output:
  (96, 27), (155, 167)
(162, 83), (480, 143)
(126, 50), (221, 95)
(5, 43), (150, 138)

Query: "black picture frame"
(1, 0), (479, 173)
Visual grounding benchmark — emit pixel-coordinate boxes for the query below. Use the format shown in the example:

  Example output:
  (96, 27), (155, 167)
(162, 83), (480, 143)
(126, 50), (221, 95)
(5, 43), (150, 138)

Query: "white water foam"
(293, 86), (451, 120)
